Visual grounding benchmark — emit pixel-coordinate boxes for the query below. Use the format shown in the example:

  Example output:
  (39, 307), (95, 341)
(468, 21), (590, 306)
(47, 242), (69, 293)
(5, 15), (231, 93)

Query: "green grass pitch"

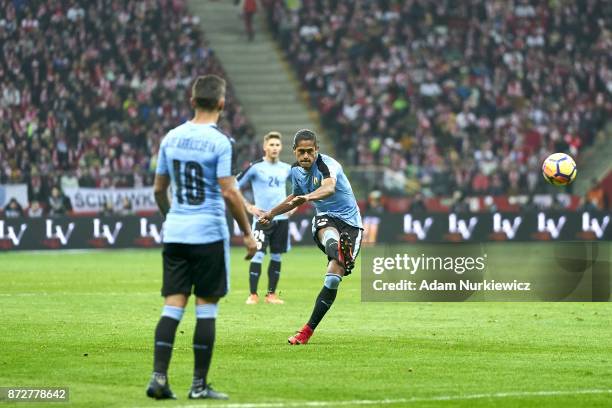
(1, 245), (611, 407)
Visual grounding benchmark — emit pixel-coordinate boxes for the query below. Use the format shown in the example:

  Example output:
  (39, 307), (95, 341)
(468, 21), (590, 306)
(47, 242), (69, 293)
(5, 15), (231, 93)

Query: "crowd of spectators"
(264, 0), (611, 199)
(0, 0), (258, 216)
(2, 0), (610, 219)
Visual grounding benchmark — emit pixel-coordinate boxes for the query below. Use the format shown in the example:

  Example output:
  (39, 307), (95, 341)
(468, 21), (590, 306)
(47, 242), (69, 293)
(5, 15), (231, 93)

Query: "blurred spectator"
(266, 0), (612, 197)
(60, 171), (79, 192)
(550, 194), (566, 211)
(117, 197), (134, 216)
(409, 193), (427, 213)
(100, 200), (115, 217)
(241, 0), (258, 41)
(483, 196), (498, 213)
(47, 187), (72, 217)
(450, 191), (470, 213)
(522, 195), (538, 212)
(383, 167), (406, 195)
(584, 178), (608, 210)
(27, 200), (44, 218)
(27, 174), (47, 203)
(366, 190), (384, 214)
(4, 198), (24, 218)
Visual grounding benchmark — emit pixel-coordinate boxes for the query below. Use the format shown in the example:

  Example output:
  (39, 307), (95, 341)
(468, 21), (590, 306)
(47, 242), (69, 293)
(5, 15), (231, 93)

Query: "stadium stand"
(264, 0), (611, 201)
(0, 0), (257, 214)
(1, 0), (610, 217)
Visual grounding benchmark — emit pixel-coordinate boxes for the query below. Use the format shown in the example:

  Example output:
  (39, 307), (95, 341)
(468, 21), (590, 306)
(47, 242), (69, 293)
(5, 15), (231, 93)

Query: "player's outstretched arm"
(259, 194), (297, 224)
(219, 176), (257, 260)
(260, 177), (336, 224)
(153, 174), (171, 219)
(302, 177), (336, 202)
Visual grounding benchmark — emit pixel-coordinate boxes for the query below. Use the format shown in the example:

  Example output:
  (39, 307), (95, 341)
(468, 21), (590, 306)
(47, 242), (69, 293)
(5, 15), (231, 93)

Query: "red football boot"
(288, 324), (313, 345)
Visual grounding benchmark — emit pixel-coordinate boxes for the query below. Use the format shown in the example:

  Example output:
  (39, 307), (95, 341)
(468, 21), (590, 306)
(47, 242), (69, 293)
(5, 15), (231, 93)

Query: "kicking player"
(259, 129), (363, 345)
(147, 75), (257, 400)
(237, 131), (293, 305)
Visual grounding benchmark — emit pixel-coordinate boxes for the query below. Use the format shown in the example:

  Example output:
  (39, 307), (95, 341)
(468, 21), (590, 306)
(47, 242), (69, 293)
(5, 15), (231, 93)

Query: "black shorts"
(312, 215), (363, 275)
(162, 240), (229, 298)
(252, 219), (290, 253)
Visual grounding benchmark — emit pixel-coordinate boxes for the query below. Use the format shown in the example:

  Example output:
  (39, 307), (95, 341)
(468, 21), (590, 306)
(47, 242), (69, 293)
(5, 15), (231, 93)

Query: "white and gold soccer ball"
(542, 153), (577, 186)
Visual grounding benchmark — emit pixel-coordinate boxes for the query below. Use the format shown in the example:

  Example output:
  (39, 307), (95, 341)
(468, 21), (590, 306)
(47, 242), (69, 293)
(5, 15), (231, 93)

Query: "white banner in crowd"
(63, 187), (157, 213)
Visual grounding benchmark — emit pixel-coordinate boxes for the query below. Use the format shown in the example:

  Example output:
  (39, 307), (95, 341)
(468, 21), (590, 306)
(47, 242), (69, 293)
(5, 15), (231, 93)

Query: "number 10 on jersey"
(172, 160), (206, 205)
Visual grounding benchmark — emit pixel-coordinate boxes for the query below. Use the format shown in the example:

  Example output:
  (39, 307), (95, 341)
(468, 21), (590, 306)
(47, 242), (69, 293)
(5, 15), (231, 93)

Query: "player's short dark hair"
(264, 131), (282, 142)
(293, 129), (317, 149)
(191, 75), (226, 111)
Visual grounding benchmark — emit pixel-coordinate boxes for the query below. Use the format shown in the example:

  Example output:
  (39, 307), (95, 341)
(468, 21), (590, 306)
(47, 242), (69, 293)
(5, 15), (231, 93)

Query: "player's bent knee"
(161, 305), (185, 321)
(195, 303), (219, 319)
(324, 273), (342, 290)
(252, 251), (265, 263)
(270, 253), (282, 262)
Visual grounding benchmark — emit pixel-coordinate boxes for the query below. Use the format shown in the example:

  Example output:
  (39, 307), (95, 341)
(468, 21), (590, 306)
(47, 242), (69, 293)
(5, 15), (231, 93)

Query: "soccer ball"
(542, 153), (577, 186)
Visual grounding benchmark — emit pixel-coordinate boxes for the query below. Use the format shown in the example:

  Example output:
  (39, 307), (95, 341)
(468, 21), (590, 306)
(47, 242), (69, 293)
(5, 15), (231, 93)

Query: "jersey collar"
(263, 156), (279, 164)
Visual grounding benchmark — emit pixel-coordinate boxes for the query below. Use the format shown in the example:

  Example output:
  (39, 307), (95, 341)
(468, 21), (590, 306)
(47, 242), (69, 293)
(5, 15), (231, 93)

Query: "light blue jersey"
(291, 153), (363, 229)
(156, 121), (237, 244)
(236, 159), (292, 220)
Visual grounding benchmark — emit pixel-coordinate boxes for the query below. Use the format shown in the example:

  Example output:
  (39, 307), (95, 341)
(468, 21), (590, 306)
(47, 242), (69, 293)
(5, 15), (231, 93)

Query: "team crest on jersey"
(313, 176), (319, 186)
